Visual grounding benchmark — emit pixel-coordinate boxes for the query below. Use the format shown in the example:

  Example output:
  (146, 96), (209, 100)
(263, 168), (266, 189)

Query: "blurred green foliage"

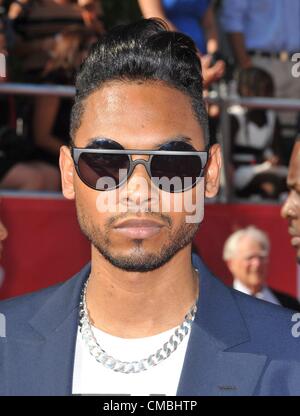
(101, 0), (142, 29)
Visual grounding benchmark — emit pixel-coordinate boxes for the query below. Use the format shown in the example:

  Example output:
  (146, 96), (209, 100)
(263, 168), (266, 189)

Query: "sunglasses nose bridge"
(130, 158), (151, 178)
(121, 157), (159, 209)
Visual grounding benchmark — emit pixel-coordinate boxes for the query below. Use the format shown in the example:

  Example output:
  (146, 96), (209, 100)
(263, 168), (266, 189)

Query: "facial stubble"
(75, 199), (200, 272)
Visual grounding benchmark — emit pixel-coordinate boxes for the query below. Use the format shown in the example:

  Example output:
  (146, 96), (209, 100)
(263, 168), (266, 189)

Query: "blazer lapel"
(3, 264), (91, 396)
(176, 255), (268, 396)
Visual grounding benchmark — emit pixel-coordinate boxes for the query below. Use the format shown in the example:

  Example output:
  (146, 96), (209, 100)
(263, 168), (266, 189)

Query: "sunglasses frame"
(71, 147), (209, 193)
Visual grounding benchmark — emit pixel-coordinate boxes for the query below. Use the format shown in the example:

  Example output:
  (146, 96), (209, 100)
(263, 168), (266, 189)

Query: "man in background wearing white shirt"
(223, 225), (300, 311)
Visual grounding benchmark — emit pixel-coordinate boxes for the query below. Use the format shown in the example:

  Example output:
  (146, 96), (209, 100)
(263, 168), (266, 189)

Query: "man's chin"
(294, 246), (300, 263)
(248, 276), (265, 288)
(93, 235), (192, 272)
(98, 250), (173, 272)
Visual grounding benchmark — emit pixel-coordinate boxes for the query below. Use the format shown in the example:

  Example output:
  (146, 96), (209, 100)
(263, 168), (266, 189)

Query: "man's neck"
(85, 245), (199, 339)
(234, 279), (264, 296)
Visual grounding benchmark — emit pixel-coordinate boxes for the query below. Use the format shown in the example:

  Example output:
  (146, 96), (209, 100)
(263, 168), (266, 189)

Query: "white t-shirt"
(72, 324), (191, 396)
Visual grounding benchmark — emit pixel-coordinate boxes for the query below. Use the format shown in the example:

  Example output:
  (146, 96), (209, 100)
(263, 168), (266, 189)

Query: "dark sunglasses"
(71, 141), (209, 193)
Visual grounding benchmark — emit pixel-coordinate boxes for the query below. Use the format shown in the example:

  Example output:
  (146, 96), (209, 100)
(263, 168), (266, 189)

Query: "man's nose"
(120, 157), (159, 209)
(281, 194), (294, 219)
(251, 256), (264, 268)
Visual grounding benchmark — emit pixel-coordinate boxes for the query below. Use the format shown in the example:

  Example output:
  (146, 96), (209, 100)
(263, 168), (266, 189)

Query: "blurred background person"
(137, 0), (225, 86)
(138, 0), (218, 55)
(0, 217), (8, 289)
(31, 27), (97, 170)
(0, 1), (12, 82)
(0, 4), (7, 57)
(281, 134), (300, 263)
(0, 217), (7, 260)
(229, 67), (288, 199)
(7, 0), (104, 82)
(221, 0), (300, 136)
(0, 2), (101, 190)
(223, 226), (300, 310)
(0, 81), (61, 190)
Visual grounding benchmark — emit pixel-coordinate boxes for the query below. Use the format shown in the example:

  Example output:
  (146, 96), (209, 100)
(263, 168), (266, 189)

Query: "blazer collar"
(29, 263), (90, 340)
(192, 253), (250, 349)
(176, 254), (267, 396)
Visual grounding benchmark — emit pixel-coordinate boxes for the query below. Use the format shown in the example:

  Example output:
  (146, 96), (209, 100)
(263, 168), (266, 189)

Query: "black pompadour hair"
(70, 18), (209, 146)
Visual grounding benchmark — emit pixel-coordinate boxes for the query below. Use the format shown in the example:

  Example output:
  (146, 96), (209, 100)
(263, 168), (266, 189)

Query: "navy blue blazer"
(1, 254), (300, 396)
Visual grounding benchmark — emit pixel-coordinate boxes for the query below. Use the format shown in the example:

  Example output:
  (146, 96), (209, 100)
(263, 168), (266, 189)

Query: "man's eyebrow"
(83, 136), (193, 148)
(153, 136), (192, 148)
(85, 137), (115, 147)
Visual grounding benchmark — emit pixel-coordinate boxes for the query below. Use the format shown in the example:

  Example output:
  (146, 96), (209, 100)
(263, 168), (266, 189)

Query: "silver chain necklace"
(79, 271), (199, 374)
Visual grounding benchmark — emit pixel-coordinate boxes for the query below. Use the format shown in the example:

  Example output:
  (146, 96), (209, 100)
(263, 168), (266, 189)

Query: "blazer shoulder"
(231, 286), (296, 322)
(271, 288), (300, 312)
(0, 281), (64, 321)
(229, 287), (300, 357)
(0, 263), (90, 323)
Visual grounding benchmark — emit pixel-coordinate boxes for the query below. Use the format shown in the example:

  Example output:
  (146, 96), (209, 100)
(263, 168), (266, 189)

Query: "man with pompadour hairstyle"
(1, 19), (300, 396)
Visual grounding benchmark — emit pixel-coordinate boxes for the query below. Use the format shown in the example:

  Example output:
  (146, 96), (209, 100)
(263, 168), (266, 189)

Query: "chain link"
(79, 272), (198, 374)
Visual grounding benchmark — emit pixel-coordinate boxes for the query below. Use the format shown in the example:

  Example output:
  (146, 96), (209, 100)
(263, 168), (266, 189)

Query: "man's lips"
(291, 236), (300, 248)
(288, 228), (300, 247)
(113, 219), (165, 239)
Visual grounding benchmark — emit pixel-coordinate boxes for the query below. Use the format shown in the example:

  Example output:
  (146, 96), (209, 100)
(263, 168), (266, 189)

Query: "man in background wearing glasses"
(223, 226), (300, 311)
(1, 18), (300, 396)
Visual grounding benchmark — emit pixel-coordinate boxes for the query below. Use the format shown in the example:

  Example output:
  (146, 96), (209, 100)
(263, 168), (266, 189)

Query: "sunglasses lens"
(74, 140), (206, 192)
(78, 153), (130, 190)
(150, 155), (203, 192)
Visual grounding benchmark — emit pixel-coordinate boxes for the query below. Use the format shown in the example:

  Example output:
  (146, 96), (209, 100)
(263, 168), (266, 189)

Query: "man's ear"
(205, 144), (222, 198)
(225, 259), (234, 276)
(59, 145), (75, 200)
